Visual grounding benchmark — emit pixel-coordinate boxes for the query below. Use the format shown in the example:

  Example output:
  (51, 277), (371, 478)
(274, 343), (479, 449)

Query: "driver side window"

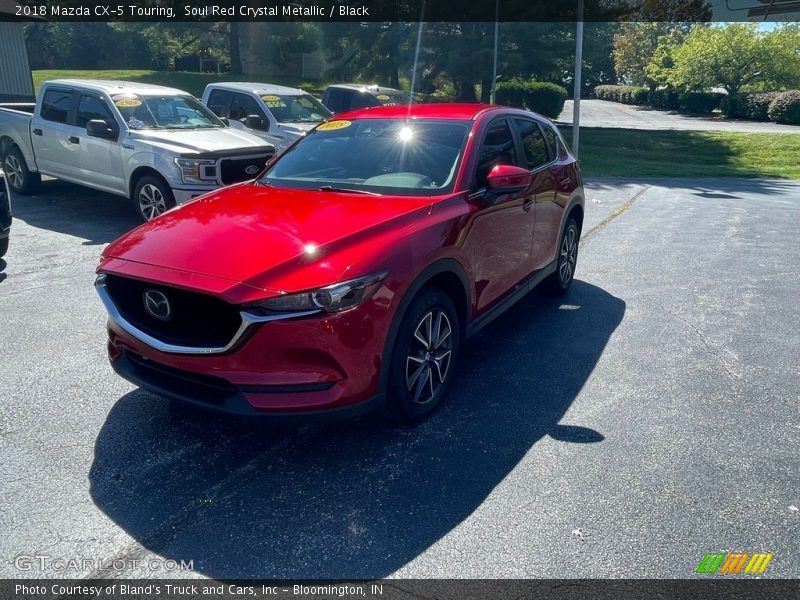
(474, 119), (517, 190)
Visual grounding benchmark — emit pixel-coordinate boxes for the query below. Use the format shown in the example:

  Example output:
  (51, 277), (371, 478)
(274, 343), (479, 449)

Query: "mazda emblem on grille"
(143, 289), (172, 321)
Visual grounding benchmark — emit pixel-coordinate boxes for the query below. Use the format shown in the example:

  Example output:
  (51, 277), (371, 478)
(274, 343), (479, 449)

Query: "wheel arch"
(378, 258), (472, 398)
(129, 166), (169, 199)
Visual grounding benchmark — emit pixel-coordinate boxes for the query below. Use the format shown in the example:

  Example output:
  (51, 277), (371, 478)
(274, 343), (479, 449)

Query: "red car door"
(462, 117), (535, 312)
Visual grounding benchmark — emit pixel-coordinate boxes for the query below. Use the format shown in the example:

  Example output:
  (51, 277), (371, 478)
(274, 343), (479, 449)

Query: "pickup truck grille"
(104, 274), (243, 349)
(220, 154), (271, 185)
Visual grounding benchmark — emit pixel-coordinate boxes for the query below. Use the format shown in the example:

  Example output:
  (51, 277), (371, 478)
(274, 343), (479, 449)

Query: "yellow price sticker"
(261, 95), (281, 102)
(114, 99), (142, 108)
(317, 120), (352, 131)
(376, 94), (391, 100)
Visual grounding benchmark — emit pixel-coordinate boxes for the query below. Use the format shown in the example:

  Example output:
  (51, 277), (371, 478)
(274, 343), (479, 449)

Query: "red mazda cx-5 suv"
(96, 104), (584, 422)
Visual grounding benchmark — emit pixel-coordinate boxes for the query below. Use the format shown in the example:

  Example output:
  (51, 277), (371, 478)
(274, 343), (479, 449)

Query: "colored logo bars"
(697, 552), (774, 575)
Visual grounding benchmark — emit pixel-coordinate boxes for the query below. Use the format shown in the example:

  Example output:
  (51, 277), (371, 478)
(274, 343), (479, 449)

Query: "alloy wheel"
(4, 154), (23, 190)
(138, 184), (167, 220)
(559, 225), (578, 285)
(405, 309), (453, 405)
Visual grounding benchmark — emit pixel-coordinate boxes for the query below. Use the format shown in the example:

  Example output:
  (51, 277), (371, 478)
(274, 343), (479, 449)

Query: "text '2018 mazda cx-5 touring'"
(96, 104), (584, 422)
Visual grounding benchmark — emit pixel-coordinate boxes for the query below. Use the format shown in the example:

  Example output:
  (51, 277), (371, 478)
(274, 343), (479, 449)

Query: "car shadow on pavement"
(10, 179), (140, 245)
(89, 280), (625, 578)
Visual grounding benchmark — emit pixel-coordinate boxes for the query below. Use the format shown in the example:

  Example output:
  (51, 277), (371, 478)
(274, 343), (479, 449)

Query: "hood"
(129, 127), (273, 155)
(102, 184), (432, 291)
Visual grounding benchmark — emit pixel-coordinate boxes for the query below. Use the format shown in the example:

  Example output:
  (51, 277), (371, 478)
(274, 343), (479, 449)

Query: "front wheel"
(133, 175), (175, 222)
(3, 146), (40, 195)
(544, 217), (580, 296)
(385, 288), (461, 423)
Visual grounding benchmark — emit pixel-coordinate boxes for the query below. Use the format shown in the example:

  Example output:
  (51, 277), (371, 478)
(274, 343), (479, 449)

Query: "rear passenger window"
(475, 119), (517, 189)
(206, 89), (232, 117)
(541, 124), (559, 161)
(41, 90), (72, 124)
(513, 119), (549, 170)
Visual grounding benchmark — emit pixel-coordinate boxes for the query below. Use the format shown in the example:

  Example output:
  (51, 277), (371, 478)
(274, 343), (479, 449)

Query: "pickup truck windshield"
(260, 94), (331, 123)
(260, 119), (470, 196)
(113, 94), (224, 130)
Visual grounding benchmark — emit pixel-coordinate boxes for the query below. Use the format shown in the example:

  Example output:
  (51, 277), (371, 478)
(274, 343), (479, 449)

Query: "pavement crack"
(581, 184), (652, 245)
(663, 306), (746, 382)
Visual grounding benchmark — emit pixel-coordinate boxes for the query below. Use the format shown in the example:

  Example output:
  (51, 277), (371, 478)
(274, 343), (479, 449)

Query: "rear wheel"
(133, 175), (175, 222)
(544, 217), (579, 296)
(2, 146), (40, 195)
(385, 288), (460, 423)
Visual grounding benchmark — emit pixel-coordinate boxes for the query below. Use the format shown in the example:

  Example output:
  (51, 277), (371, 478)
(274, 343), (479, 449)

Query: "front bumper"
(103, 287), (396, 417)
(111, 348), (382, 420)
(171, 185), (219, 205)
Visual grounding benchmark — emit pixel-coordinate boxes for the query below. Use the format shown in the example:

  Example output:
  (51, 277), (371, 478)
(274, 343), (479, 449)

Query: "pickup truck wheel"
(3, 146), (40, 195)
(384, 288), (461, 424)
(133, 175), (175, 222)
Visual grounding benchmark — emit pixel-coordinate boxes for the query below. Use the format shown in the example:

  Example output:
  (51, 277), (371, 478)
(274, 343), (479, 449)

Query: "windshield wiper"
(318, 185), (381, 196)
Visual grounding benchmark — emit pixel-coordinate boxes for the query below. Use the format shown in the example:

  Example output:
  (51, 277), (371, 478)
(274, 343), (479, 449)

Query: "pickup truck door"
(30, 88), (79, 180)
(73, 93), (126, 194)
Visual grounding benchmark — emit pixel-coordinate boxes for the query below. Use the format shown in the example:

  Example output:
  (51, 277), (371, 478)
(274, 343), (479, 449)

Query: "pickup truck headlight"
(245, 271), (388, 315)
(174, 158), (217, 184)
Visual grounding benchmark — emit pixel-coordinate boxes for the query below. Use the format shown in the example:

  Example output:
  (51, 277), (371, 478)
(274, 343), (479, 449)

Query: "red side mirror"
(486, 164), (532, 193)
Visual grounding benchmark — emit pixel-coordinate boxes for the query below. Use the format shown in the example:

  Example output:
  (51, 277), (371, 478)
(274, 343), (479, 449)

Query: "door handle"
(68, 136), (80, 144)
(32, 128), (42, 136)
(559, 177), (571, 187)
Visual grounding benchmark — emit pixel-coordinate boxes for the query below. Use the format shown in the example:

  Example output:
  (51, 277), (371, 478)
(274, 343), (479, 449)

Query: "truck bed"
(0, 103), (36, 115)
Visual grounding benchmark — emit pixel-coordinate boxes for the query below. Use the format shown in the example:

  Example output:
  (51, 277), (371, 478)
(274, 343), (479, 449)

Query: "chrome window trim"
(95, 276), (320, 355)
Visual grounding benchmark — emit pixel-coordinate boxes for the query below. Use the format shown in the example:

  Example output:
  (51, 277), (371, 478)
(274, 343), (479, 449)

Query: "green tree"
(666, 23), (800, 94)
(613, 22), (689, 90)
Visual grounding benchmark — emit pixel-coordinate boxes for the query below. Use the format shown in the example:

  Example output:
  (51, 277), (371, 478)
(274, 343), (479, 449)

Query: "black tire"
(2, 145), (40, 195)
(384, 288), (461, 424)
(132, 174), (175, 222)
(544, 217), (580, 296)
(0, 236), (8, 258)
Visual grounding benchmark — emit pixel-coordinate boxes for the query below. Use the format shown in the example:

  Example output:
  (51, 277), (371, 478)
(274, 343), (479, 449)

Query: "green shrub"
(524, 82), (568, 118)
(497, 80), (567, 119)
(678, 92), (724, 114)
(722, 92), (779, 120)
(647, 89), (680, 110)
(768, 91), (800, 124)
(495, 80), (528, 108)
(593, 85), (647, 105)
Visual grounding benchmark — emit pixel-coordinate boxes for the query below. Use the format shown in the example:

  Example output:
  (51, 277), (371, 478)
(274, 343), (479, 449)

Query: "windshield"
(374, 91), (412, 106)
(260, 93), (332, 123)
(113, 94), (224, 130)
(259, 118), (470, 196)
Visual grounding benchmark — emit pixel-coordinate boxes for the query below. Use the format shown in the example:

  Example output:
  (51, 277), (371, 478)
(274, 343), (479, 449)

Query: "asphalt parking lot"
(0, 177), (798, 579)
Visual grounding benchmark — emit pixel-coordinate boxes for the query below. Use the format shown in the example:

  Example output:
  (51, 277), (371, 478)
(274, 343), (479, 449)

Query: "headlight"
(174, 158), (217, 184)
(245, 271), (388, 315)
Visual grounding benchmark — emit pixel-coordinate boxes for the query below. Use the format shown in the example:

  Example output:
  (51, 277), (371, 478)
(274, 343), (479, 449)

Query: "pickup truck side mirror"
(245, 114), (269, 132)
(86, 119), (116, 140)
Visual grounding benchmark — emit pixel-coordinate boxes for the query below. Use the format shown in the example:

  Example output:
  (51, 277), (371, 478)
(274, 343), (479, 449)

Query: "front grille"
(220, 153), (271, 185)
(104, 274), (242, 348)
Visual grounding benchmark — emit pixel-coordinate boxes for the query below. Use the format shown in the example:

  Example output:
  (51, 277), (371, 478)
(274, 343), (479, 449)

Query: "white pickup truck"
(201, 82), (332, 155)
(0, 80), (275, 221)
